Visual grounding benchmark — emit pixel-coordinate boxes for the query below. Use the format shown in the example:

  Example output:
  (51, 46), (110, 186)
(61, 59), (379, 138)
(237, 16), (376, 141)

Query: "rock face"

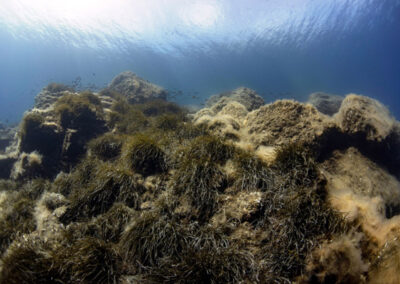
(195, 92), (400, 176)
(308, 92), (343, 116)
(34, 83), (75, 110)
(193, 101), (248, 143)
(0, 155), (16, 179)
(107, 71), (167, 104)
(335, 94), (395, 141)
(14, 92), (107, 179)
(206, 87), (265, 112)
(322, 147), (400, 211)
(245, 100), (333, 147)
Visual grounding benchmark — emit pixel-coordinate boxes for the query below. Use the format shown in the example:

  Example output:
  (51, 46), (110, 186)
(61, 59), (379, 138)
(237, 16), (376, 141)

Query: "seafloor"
(0, 71), (399, 283)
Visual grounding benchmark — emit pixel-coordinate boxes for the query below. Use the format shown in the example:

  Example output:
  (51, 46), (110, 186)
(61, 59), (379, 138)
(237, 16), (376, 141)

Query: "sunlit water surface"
(0, 0), (400, 122)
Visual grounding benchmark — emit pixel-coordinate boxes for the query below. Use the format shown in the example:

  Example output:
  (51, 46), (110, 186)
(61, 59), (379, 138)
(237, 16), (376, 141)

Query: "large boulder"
(107, 71), (167, 104)
(335, 94), (395, 142)
(206, 87), (265, 112)
(15, 92), (108, 179)
(245, 100), (333, 147)
(308, 92), (343, 116)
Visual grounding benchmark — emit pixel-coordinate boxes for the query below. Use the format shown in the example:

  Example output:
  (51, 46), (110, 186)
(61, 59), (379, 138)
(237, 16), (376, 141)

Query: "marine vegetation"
(0, 196), (36, 254)
(171, 135), (234, 222)
(0, 239), (59, 284)
(0, 236), (121, 284)
(2, 75), (400, 283)
(108, 98), (149, 134)
(45, 82), (74, 93)
(135, 99), (185, 117)
(59, 160), (144, 224)
(232, 149), (274, 191)
(88, 133), (123, 161)
(123, 133), (167, 176)
(54, 92), (104, 131)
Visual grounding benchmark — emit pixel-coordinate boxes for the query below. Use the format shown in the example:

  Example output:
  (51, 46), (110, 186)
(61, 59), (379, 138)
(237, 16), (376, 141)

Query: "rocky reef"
(0, 71), (399, 283)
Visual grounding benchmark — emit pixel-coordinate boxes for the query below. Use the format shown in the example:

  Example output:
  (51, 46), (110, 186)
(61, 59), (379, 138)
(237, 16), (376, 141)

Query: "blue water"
(1, 0), (400, 123)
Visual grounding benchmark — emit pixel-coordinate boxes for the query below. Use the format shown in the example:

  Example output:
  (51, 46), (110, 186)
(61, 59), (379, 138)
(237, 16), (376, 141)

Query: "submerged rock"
(335, 94), (395, 141)
(308, 92), (344, 116)
(11, 151), (44, 180)
(245, 100), (333, 147)
(34, 83), (74, 110)
(107, 71), (167, 104)
(321, 147), (400, 216)
(206, 87), (265, 112)
(3, 73), (400, 283)
(0, 155), (17, 179)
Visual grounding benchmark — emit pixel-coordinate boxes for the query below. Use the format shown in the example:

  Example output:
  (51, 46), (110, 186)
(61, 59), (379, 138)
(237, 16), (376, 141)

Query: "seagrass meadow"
(0, 71), (400, 283)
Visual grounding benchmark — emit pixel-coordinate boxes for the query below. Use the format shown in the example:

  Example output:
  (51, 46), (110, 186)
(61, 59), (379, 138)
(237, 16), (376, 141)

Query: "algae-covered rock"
(335, 94), (395, 141)
(19, 112), (63, 159)
(15, 92), (108, 178)
(245, 100), (333, 147)
(107, 71), (167, 104)
(321, 147), (400, 220)
(219, 101), (248, 120)
(34, 83), (74, 110)
(206, 87), (265, 112)
(4, 72), (400, 283)
(11, 151), (44, 180)
(308, 92), (344, 116)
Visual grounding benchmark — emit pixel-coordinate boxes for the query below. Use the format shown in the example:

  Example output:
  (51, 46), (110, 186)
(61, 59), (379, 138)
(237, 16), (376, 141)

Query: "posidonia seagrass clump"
(107, 98), (149, 134)
(46, 82), (73, 93)
(59, 160), (144, 224)
(0, 195), (36, 254)
(170, 135), (233, 222)
(64, 203), (136, 243)
(54, 237), (121, 284)
(251, 144), (349, 281)
(233, 149), (275, 192)
(119, 210), (258, 283)
(54, 92), (104, 131)
(273, 142), (318, 187)
(88, 133), (123, 161)
(123, 133), (167, 176)
(0, 239), (60, 284)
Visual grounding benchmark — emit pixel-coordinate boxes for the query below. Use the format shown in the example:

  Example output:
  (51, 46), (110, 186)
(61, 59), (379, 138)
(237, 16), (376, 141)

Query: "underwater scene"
(0, 0), (400, 283)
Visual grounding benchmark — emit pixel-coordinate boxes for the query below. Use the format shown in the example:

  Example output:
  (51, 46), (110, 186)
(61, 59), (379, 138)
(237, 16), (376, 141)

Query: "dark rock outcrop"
(15, 92), (108, 179)
(0, 155), (17, 179)
(206, 87), (265, 112)
(308, 92), (343, 116)
(107, 71), (167, 104)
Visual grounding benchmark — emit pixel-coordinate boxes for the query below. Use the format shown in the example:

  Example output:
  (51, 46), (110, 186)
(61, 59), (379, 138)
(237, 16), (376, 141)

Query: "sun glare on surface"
(180, 2), (222, 29)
